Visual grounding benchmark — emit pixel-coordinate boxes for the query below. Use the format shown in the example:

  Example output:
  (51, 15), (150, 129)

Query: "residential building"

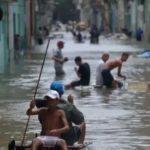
(0, 0), (55, 73)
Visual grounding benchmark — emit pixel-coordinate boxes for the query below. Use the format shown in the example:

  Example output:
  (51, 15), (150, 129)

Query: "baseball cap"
(50, 81), (64, 95)
(57, 41), (64, 47)
(44, 90), (60, 100)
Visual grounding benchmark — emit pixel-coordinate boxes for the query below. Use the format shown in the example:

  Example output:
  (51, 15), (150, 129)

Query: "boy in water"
(102, 52), (129, 88)
(26, 90), (69, 150)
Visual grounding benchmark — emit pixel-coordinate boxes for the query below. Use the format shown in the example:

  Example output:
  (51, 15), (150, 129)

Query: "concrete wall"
(0, 23), (5, 73)
(11, 0), (25, 50)
(130, 0), (137, 36)
(18, 0), (25, 50)
(25, 0), (31, 48)
(8, 3), (15, 63)
(0, 4), (9, 73)
(116, 0), (124, 32)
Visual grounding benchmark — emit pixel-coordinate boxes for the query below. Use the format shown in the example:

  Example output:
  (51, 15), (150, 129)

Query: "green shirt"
(58, 99), (84, 145)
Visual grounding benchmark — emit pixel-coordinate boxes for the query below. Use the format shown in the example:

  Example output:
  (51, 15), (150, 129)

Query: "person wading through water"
(52, 41), (68, 76)
(101, 52), (129, 88)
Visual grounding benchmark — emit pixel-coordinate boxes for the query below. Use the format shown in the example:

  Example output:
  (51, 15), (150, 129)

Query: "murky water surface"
(0, 34), (150, 150)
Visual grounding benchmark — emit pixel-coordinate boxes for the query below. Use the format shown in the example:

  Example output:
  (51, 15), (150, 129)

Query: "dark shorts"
(71, 81), (81, 87)
(67, 126), (80, 145)
(102, 69), (114, 88)
(61, 126), (81, 145)
(73, 126), (81, 141)
(71, 80), (89, 88)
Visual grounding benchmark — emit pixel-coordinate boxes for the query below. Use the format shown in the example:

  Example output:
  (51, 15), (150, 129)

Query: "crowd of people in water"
(24, 39), (130, 150)
(52, 40), (129, 89)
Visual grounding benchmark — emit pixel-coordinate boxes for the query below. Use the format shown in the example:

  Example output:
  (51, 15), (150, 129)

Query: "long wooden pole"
(21, 37), (51, 146)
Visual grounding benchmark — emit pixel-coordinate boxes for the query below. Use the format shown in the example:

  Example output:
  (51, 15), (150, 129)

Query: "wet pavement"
(0, 32), (150, 150)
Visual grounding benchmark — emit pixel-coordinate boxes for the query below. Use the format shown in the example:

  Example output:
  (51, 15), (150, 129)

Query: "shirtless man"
(102, 52), (129, 88)
(26, 90), (69, 150)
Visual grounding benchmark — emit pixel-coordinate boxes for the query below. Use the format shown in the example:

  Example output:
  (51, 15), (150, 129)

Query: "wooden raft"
(8, 140), (90, 150)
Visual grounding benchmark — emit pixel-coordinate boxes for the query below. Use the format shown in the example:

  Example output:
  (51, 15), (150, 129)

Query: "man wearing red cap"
(52, 41), (68, 76)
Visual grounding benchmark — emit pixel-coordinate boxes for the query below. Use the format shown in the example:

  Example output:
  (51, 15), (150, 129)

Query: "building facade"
(0, 0), (55, 73)
(0, 2), (9, 73)
(74, 0), (150, 40)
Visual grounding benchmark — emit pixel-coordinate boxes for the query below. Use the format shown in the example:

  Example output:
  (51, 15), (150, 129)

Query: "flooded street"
(0, 33), (150, 150)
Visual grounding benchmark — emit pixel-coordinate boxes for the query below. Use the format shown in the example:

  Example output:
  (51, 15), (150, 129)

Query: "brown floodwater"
(0, 35), (150, 150)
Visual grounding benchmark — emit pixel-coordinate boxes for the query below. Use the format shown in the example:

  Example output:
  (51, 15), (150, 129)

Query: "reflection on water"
(0, 40), (150, 150)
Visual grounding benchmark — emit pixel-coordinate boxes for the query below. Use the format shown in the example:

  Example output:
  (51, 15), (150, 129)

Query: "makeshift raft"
(8, 140), (90, 150)
(128, 81), (150, 91)
(93, 81), (150, 91)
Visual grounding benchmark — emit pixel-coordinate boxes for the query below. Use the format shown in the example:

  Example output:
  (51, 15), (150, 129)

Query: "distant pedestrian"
(90, 25), (99, 44)
(37, 26), (43, 45)
(76, 32), (82, 43)
(52, 41), (68, 76)
(96, 53), (109, 87)
(65, 56), (90, 89)
(43, 26), (49, 37)
(136, 27), (143, 41)
(72, 30), (77, 37)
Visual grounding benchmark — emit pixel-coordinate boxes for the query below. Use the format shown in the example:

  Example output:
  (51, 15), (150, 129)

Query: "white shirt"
(96, 60), (105, 86)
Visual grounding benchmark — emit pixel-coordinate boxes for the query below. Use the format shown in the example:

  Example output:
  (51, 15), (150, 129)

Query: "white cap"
(44, 90), (60, 100)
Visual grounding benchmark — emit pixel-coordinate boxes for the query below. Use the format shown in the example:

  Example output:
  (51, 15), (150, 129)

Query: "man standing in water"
(102, 52), (129, 88)
(52, 41), (68, 76)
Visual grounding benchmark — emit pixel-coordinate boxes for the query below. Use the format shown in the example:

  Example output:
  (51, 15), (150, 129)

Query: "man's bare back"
(101, 53), (129, 88)
(104, 58), (122, 70)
